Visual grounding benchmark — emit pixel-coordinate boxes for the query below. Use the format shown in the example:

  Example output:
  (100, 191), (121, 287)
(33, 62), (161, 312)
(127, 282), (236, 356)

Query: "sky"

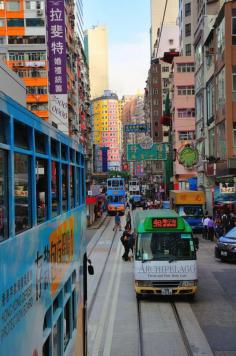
(84, 0), (150, 98)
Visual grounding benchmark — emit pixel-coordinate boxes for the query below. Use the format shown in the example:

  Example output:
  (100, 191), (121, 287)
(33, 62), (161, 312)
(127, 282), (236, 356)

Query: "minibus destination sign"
(152, 218), (177, 228)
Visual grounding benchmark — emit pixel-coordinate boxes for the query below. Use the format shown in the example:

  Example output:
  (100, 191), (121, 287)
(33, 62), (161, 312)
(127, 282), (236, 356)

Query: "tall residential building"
(0, 0), (91, 143)
(75, 0), (84, 45)
(84, 25), (109, 99)
(150, 0), (179, 58)
(92, 90), (121, 171)
(179, 0), (197, 56)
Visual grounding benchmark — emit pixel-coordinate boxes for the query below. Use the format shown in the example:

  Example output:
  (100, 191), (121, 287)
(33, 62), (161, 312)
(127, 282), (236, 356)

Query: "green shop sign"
(178, 146), (199, 168)
(127, 143), (167, 161)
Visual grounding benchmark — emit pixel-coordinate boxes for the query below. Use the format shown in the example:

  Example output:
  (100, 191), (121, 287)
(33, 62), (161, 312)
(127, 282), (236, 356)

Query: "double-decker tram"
(0, 92), (91, 356)
(128, 179), (142, 205)
(106, 178), (126, 215)
(133, 209), (198, 300)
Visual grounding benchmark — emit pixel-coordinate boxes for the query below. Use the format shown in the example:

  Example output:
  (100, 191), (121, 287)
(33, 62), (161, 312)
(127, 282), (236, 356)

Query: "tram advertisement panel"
(0, 209), (85, 355)
(135, 260), (197, 281)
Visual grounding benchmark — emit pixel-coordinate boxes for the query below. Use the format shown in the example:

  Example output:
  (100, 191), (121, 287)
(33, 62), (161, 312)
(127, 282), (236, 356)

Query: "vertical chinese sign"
(46, 0), (68, 134)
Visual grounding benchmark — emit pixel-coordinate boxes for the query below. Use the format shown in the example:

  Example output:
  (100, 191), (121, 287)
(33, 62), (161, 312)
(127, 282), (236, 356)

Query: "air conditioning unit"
(37, 10), (43, 16)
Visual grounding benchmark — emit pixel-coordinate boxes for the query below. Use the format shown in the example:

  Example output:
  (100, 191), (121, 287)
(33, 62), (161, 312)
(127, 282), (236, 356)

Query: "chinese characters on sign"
(152, 218), (177, 228)
(127, 143), (167, 161)
(46, 0), (68, 134)
(124, 124), (150, 133)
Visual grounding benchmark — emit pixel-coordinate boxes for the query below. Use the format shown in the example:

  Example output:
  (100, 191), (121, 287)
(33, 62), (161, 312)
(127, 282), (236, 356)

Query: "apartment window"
(233, 66), (236, 101)
(178, 131), (195, 140)
(153, 99), (158, 106)
(177, 86), (195, 95)
(216, 18), (225, 58)
(162, 66), (169, 72)
(0, 37), (5, 44)
(232, 9), (236, 45)
(0, 19), (4, 27)
(177, 63), (194, 72)
(185, 2), (191, 17)
(216, 122), (226, 159)
(7, 18), (24, 27)
(185, 43), (191, 56)
(233, 123), (236, 154)
(196, 95), (203, 121)
(185, 23), (191, 37)
(169, 39), (173, 45)
(216, 67), (225, 110)
(153, 88), (158, 95)
(209, 128), (215, 157)
(26, 18), (45, 27)
(177, 108), (195, 118)
(6, 1), (20, 11)
(206, 79), (214, 124)
(0, 1), (4, 9)
(26, 86), (47, 94)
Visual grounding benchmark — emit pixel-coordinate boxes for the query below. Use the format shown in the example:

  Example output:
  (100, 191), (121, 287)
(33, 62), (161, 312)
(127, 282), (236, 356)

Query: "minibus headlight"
(180, 280), (196, 287)
(136, 281), (153, 287)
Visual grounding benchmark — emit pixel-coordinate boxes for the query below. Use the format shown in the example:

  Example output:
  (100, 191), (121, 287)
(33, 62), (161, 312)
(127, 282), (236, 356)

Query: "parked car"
(215, 227), (236, 262)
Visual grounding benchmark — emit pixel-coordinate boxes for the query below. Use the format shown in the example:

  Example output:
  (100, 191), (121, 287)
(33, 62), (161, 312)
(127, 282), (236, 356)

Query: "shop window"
(0, 150), (8, 242)
(14, 154), (31, 234)
(51, 161), (59, 217)
(36, 159), (48, 224)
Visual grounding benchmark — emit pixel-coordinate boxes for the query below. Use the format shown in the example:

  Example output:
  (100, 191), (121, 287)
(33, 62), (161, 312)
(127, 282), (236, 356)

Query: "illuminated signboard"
(152, 218), (177, 229)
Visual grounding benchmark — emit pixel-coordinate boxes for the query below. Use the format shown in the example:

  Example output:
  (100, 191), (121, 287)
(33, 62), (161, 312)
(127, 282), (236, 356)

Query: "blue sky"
(84, 0), (150, 98)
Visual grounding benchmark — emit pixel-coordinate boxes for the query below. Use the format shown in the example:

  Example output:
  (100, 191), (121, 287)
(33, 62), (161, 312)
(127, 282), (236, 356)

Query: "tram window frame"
(36, 158), (48, 224)
(51, 161), (60, 217)
(51, 138), (59, 158)
(14, 153), (32, 235)
(70, 165), (75, 209)
(14, 121), (30, 149)
(62, 163), (68, 213)
(35, 130), (47, 154)
(0, 149), (8, 242)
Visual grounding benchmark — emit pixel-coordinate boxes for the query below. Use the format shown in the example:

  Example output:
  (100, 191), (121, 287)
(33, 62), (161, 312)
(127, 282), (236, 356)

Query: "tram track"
(88, 218), (120, 319)
(137, 300), (194, 356)
(87, 216), (111, 258)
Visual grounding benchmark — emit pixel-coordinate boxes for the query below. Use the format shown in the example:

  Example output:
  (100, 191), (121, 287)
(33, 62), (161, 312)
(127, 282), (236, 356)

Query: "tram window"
(81, 168), (85, 203)
(76, 151), (79, 164)
(43, 335), (50, 356)
(35, 131), (46, 154)
(36, 158), (48, 224)
(70, 166), (75, 209)
(0, 114), (7, 143)
(53, 317), (62, 356)
(70, 148), (75, 162)
(61, 144), (67, 160)
(75, 167), (80, 205)
(14, 121), (29, 149)
(0, 150), (8, 242)
(64, 301), (70, 351)
(62, 164), (68, 212)
(51, 161), (59, 217)
(14, 153), (31, 234)
(51, 139), (59, 158)
(72, 290), (76, 330)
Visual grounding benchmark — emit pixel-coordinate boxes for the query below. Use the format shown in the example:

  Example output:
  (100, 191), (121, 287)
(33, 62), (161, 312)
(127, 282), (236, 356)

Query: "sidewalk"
(88, 214), (107, 230)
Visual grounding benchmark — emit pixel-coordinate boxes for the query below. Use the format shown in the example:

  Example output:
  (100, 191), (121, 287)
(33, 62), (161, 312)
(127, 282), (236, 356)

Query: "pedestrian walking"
(202, 211), (210, 239)
(113, 212), (121, 231)
(120, 229), (131, 261)
(207, 216), (215, 241)
(126, 211), (131, 229)
(221, 211), (231, 234)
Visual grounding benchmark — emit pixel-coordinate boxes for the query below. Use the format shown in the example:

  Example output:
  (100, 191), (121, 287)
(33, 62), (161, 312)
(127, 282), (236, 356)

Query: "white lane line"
(103, 243), (123, 356)
(175, 303), (214, 356)
(91, 241), (122, 356)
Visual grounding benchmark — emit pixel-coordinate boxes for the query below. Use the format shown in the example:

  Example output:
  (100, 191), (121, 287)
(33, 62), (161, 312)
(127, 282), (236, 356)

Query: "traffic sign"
(124, 124), (150, 133)
(127, 143), (167, 161)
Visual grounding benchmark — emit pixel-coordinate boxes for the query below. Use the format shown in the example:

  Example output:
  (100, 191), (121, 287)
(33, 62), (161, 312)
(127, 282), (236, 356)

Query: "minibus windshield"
(136, 232), (196, 262)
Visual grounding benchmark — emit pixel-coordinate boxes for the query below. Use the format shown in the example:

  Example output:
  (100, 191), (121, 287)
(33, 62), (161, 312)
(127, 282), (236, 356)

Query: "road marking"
(176, 303), (214, 356)
(91, 241), (122, 356)
(103, 243), (123, 356)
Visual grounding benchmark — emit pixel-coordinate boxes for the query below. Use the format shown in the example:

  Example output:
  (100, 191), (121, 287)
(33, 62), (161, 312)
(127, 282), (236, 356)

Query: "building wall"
(150, 0), (179, 57)
(92, 91), (121, 171)
(172, 56), (196, 184)
(75, 0), (84, 45)
(179, 0), (196, 56)
(0, 60), (26, 105)
(84, 26), (109, 99)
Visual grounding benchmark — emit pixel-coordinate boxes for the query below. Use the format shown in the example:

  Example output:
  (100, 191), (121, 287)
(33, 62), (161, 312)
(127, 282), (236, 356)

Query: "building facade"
(84, 25), (109, 99)
(92, 90), (121, 171)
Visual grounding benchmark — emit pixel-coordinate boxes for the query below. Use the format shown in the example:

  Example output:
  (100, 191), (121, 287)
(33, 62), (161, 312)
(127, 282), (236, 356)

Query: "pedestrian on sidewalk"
(221, 211), (231, 234)
(202, 212), (210, 239)
(207, 216), (215, 241)
(120, 228), (131, 261)
(113, 212), (121, 231)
